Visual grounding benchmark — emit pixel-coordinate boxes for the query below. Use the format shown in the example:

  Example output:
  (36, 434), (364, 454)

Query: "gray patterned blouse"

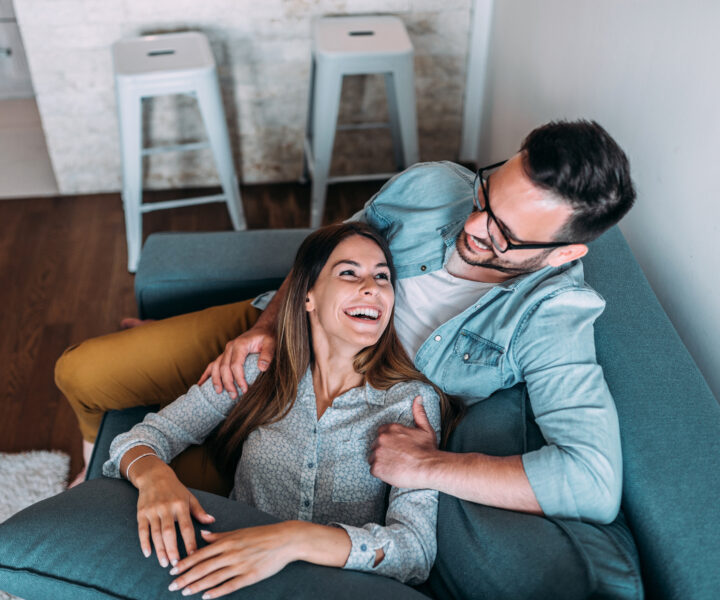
(103, 354), (441, 584)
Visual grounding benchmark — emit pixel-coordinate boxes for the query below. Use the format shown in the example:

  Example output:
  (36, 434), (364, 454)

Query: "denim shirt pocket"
(440, 330), (505, 401)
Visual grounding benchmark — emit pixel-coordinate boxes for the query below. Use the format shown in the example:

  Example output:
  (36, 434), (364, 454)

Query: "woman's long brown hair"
(209, 222), (463, 480)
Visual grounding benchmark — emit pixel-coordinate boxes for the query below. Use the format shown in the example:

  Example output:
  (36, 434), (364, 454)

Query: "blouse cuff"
(102, 440), (164, 480)
(333, 523), (386, 571)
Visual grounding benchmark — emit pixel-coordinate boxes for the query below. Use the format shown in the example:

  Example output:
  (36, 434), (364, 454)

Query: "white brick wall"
(14, 0), (472, 194)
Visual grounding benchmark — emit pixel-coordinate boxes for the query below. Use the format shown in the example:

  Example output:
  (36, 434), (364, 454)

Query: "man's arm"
(371, 289), (622, 524)
(370, 413), (543, 515)
(198, 275), (290, 396)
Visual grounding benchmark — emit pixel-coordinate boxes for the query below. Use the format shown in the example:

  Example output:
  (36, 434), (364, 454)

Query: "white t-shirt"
(394, 268), (497, 359)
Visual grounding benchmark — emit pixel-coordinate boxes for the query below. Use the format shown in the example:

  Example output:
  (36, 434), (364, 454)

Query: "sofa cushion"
(0, 478), (427, 600)
(428, 384), (643, 600)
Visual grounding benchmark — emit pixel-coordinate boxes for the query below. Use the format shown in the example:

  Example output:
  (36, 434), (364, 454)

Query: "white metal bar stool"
(113, 32), (246, 273)
(303, 16), (420, 228)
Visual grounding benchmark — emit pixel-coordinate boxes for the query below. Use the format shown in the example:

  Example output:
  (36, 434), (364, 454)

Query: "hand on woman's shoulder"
(386, 380), (442, 437)
(243, 353), (263, 387)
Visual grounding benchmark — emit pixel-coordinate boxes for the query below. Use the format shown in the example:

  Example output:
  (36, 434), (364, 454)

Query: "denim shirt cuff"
(332, 523), (384, 571)
(521, 449), (580, 520)
(251, 290), (276, 311)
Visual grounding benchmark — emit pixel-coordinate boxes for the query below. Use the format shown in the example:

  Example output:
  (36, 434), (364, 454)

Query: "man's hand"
(167, 523), (300, 598)
(198, 326), (275, 397)
(369, 396), (439, 489)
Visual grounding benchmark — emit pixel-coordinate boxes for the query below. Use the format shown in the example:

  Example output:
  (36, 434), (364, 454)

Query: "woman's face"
(305, 235), (394, 354)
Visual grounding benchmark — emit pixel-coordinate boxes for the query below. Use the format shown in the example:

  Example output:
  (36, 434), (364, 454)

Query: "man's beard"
(455, 231), (550, 276)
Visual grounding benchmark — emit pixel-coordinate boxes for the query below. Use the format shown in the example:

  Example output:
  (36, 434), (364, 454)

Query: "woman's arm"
(166, 521), (360, 599)
(337, 394), (441, 584)
(102, 354), (262, 479)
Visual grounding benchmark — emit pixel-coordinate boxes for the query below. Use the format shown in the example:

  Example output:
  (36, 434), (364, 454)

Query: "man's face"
(456, 153), (576, 281)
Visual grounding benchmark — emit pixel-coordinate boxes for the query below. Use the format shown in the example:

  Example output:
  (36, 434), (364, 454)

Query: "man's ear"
(547, 243), (588, 267)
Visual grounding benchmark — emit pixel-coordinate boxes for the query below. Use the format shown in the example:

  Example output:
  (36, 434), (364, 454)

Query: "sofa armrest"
(136, 229), (313, 319)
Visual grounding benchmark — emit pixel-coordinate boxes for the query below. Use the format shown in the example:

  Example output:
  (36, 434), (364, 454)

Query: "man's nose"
(467, 208), (488, 228)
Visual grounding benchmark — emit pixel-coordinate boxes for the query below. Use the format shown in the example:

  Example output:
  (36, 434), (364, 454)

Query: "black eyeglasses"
(472, 160), (575, 253)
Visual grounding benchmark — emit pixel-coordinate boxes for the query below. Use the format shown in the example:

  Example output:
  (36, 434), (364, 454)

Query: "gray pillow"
(0, 478), (426, 600)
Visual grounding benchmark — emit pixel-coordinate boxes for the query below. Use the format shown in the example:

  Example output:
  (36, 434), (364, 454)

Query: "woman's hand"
(167, 522), (302, 599)
(197, 325), (276, 397)
(134, 463), (216, 568)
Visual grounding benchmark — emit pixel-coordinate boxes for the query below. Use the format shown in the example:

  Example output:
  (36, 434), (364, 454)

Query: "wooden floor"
(0, 181), (378, 481)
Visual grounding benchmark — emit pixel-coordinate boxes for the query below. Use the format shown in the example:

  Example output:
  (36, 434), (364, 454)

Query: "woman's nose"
(361, 278), (379, 295)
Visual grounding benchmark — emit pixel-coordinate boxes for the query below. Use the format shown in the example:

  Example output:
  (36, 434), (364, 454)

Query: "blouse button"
(420, 265), (427, 271)
(463, 353), (470, 361)
(434, 335), (441, 342)
(304, 499), (310, 507)
(307, 462), (314, 469)
(361, 544), (368, 551)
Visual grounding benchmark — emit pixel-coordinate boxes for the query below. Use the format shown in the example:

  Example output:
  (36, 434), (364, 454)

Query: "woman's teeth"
(345, 308), (380, 320)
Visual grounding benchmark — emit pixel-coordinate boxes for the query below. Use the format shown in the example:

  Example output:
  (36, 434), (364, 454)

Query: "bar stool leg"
(389, 60), (420, 167)
(301, 58), (316, 185)
(384, 72), (405, 171)
(117, 89), (143, 273)
(310, 63), (343, 228)
(196, 70), (247, 231)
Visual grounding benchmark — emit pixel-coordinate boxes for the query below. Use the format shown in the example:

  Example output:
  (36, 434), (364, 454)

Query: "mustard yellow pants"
(55, 299), (261, 495)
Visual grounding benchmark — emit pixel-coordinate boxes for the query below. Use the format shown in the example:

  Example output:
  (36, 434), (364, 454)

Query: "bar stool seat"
(113, 32), (246, 273)
(304, 16), (420, 227)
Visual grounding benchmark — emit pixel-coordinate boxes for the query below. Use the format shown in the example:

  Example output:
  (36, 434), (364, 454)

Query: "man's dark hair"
(520, 120), (636, 243)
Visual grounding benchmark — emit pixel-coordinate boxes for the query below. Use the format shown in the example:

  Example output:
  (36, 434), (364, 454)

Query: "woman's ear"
(547, 243), (588, 267)
(305, 292), (316, 312)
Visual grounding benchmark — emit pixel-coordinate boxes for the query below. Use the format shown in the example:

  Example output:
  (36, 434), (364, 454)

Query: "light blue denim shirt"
(103, 354), (441, 584)
(357, 161), (622, 524)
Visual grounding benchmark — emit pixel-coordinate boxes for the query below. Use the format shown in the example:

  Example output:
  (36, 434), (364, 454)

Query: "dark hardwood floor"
(0, 180), (379, 481)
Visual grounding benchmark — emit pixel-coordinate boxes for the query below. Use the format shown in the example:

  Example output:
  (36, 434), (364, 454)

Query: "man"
(56, 121), (637, 594)
(196, 119), (634, 524)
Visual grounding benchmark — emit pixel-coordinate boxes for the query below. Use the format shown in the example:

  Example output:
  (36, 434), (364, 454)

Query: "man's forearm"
(254, 275), (290, 332)
(423, 451), (543, 514)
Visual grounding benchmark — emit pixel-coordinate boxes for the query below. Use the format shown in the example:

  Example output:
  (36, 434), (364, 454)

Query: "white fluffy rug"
(0, 450), (70, 600)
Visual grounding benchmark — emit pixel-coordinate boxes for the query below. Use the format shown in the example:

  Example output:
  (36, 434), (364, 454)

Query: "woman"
(102, 222), (457, 599)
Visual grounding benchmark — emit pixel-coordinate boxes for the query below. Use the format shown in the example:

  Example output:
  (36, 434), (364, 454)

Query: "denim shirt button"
(420, 265), (427, 271)
(434, 335), (441, 342)
(463, 353), (470, 361)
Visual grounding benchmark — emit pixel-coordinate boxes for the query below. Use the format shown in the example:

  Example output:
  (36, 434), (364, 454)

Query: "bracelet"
(125, 452), (158, 480)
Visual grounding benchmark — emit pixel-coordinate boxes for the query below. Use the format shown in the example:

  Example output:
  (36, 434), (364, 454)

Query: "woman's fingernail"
(142, 548), (150, 558)
(182, 588), (192, 596)
(202, 594), (212, 600)
(160, 558), (168, 568)
(168, 582), (178, 591)
(171, 559), (178, 567)
(169, 567), (178, 576)
(200, 529), (211, 535)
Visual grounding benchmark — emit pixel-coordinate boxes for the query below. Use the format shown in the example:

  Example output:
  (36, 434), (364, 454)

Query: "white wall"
(472, 0), (719, 398)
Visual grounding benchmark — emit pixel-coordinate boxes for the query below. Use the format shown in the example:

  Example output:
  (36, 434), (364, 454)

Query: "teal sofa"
(1, 226), (718, 600)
